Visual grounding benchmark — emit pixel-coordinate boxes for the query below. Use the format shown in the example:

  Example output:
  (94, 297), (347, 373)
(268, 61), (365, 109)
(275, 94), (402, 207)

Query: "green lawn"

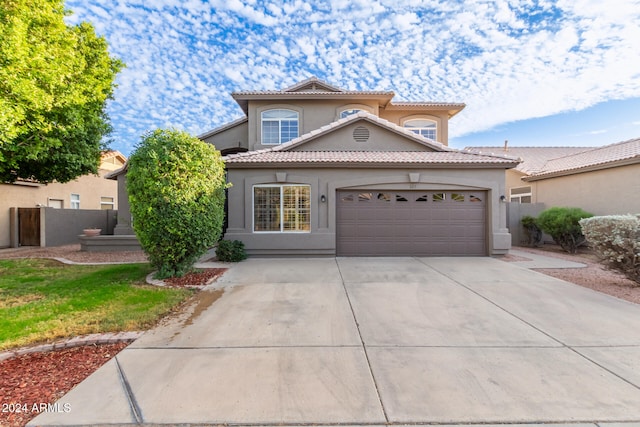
(0, 258), (194, 350)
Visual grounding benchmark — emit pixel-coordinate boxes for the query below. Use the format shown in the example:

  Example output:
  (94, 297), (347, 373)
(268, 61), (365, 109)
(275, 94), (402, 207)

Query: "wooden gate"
(18, 208), (41, 246)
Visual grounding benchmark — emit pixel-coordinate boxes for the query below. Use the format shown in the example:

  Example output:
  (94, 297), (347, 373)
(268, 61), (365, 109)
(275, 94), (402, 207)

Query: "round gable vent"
(353, 126), (370, 143)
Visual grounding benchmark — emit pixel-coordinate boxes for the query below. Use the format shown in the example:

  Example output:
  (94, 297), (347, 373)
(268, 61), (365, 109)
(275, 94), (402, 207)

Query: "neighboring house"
(523, 138), (640, 215)
(469, 138), (640, 215)
(200, 77), (519, 257)
(467, 144), (591, 203)
(0, 150), (126, 248)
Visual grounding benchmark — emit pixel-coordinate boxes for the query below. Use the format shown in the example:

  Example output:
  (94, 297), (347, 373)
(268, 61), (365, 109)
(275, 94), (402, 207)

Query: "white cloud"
(64, 0), (640, 154)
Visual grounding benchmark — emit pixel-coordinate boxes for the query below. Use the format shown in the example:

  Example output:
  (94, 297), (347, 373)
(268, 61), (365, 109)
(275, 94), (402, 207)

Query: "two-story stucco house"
(199, 77), (519, 257)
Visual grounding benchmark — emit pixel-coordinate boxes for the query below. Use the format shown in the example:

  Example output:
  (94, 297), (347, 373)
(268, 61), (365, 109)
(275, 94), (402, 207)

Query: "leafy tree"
(0, 0), (123, 183)
(127, 129), (228, 278)
(537, 207), (593, 253)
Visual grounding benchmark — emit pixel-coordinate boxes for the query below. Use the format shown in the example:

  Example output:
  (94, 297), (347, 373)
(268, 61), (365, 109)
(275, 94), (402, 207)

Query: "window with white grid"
(261, 109), (299, 144)
(403, 118), (437, 140)
(253, 185), (310, 232)
(70, 194), (80, 209)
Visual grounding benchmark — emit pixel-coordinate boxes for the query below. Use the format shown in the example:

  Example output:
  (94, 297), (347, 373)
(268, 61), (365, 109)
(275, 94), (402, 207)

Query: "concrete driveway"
(31, 257), (640, 426)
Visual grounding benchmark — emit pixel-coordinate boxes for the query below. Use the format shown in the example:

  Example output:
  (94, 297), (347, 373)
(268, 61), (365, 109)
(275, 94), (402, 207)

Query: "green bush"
(537, 207), (593, 253)
(521, 215), (542, 247)
(580, 215), (640, 284)
(127, 129), (227, 278)
(216, 239), (247, 262)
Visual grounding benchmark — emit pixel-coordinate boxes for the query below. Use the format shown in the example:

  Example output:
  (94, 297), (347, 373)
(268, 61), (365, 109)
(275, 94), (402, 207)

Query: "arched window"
(403, 119), (437, 140)
(261, 109), (299, 144)
(340, 109), (364, 118)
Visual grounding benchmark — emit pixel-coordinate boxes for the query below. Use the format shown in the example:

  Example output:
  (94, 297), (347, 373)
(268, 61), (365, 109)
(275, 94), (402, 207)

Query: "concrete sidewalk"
(30, 256), (640, 426)
(508, 248), (588, 269)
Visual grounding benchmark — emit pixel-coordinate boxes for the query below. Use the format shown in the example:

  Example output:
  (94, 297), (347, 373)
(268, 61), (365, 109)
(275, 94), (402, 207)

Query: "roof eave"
(523, 156), (640, 181)
(198, 117), (248, 140)
(386, 103), (466, 118)
(231, 92), (396, 113)
(105, 164), (128, 180)
(225, 160), (519, 169)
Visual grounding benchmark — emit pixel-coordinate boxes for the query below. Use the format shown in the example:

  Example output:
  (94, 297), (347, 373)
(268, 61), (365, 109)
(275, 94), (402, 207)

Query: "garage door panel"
(337, 190), (487, 256)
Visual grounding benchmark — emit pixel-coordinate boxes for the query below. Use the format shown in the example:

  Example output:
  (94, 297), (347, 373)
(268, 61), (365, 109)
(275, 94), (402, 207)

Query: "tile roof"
(282, 76), (345, 92)
(524, 137), (640, 180)
(197, 116), (248, 140)
(385, 102), (466, 117)
(230, 77), (464, 114)
(224, 150), (520, 168)
(223, 111), (519, 168)
(465, 146), (592, 174)
(271, 111), (451, 152)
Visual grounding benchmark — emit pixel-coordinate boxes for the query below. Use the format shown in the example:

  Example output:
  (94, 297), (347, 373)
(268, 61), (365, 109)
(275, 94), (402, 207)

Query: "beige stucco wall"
(294, 122), (437, 152)
(202, 99), (455, 153)
(224, 166), (511, 256)
(243, 100), (450, 151)
(506, 170), (526, 192)
(528, 164), (640, 215)
(377, 110), (449, 144)
(201, 121), (249, 153)
(0, 169), (118, 247)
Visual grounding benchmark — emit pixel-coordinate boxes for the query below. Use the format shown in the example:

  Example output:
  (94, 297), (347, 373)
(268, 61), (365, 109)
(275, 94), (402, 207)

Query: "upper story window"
(340, 109), (364, 119)
(261, 109), (299, 144)
(403, 119), (437, 140)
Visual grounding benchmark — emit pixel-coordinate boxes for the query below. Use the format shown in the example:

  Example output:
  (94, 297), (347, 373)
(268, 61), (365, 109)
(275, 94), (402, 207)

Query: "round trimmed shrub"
(580, 215), (640, 284)
(127, 129), (227, 278)
(537, 207), (593, 253)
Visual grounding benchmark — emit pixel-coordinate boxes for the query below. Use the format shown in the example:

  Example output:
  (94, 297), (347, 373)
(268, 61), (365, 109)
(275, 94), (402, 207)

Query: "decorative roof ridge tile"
(458, 147), (522, 162)
(231, 90), (396, 96)
(281, 76), (345, 93)
(388, 101), (466, 107)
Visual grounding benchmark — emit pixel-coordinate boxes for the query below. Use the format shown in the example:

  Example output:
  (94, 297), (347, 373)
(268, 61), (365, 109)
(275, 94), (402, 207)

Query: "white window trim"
(70, 193), (80, 209)
(252, 184), (311, 233)
(100, 196), (115, 210)
(509, 186), (533, 203)
(402, 118), (437, 140)
(260, 108), (299, 145)
(336, 104), (375, 120)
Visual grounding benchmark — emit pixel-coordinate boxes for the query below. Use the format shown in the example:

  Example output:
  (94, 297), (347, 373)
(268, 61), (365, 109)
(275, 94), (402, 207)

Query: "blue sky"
(64, 0), (640, 156)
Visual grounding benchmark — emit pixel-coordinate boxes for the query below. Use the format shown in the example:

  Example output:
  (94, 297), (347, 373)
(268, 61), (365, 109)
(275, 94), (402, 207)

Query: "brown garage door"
(336, 190), (487, 256)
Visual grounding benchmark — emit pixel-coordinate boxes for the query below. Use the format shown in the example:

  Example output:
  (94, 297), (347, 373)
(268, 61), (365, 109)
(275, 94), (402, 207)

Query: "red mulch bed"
(1, 268), (227, 427)
(163, 268), (227, 287)
(0, 343), (127, 427)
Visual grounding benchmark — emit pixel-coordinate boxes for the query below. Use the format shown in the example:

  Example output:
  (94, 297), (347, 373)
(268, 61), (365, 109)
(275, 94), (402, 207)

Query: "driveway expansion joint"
(114, 355), (143, 424)
(415, 257), (569, 347)
(335, 258), (390, 424)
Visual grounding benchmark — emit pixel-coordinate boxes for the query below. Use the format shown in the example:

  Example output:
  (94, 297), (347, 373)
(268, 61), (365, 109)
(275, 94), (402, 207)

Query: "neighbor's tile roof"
(465, 146), (592, 174)
(524, 137), (640, 180)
